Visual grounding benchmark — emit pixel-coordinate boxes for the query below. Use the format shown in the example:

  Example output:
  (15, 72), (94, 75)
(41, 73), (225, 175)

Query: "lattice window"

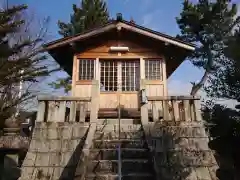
(100, 61), (118, 91)
(122, 60), (140, 91)
(145, 59), (162, 80)
(79, 59), (95, 80)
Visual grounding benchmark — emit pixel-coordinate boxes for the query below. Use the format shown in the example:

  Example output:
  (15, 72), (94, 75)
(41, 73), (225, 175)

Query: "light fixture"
(109, 46), (129, 52)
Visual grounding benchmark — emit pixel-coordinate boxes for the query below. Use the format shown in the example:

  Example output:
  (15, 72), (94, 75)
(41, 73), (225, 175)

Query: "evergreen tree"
(58, 0), (109, 37)
(206, 28), (240, 99)
(0, 4), (54, 129)
(176, 0), (240, 95)
(51, 0), (109, 92)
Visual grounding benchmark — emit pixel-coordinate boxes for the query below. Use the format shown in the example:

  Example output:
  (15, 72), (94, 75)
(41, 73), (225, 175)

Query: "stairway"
(85, 119), (156, 180)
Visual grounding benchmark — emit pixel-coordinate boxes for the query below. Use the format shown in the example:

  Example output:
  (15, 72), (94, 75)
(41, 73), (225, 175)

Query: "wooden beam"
(148, 96), (201, 101)
(38, 96), (91, 101)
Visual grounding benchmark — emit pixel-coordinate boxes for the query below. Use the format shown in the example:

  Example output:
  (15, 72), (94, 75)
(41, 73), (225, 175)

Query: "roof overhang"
(44, 21), (195, 76)
(45, 21), (195, 51)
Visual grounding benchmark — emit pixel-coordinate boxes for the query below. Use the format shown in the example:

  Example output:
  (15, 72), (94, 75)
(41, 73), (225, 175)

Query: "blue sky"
(9, 0), (223, 96)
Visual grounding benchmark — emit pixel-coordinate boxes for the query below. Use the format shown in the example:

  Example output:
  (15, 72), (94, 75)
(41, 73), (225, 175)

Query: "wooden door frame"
(98, 58), (140, 109)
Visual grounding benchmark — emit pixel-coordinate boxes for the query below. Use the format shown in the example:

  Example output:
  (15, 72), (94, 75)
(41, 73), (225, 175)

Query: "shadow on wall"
(58, 128), (89, 179)
(2, 155), (21, 180)
(144, 121), (200, 180)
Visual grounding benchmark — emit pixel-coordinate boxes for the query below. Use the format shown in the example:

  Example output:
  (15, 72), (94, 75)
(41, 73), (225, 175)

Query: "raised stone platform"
(19, 122), (89, 180)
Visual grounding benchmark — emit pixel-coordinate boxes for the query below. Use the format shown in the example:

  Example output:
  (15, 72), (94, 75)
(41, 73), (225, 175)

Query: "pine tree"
(176, 0), (240, 95)
(51, 0), (109, 92)
(58, 0), (109, 37)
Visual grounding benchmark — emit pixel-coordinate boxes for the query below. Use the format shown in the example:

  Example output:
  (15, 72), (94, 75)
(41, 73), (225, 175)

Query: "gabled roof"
(44, 20), (195, 76)
(45, 20), (195, 51)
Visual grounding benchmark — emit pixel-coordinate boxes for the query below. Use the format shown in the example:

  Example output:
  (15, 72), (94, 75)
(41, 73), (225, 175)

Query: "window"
(122, 60), (140, 91)
(100, 60), (140, 92)
(145, 59), (162, 80)
(79, 59), (95, 80)
(100, 61), (118, 91)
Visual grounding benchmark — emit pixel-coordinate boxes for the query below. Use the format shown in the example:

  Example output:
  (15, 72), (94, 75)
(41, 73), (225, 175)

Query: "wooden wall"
(71, 40), (168, 109)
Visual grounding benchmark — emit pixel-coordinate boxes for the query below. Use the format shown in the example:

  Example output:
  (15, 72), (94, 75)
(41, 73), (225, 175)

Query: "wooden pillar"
(162, 56), (168, 96)
(71, 55), (77, 96)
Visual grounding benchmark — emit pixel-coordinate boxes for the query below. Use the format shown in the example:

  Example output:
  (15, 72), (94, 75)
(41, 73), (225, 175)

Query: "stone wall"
(19, 122), (89, 180)
(147, 121), (219, 180)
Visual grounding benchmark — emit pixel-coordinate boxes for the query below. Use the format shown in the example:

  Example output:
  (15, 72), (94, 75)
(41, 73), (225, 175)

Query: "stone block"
(34, 153), (50, 167)
(53, 167), (64, 179)
(49, 153), (61, 167)
(72, 126), (87, 139)
(61, 139), (74, 152)
(19, 167), (34, 180)
(49, 140), (61, 152)
(47, 128), (60, 140)
(60, 126), (73, 139)
(195, 167), (212, 180)
(71, 139), (82, 150)
(22, 152), (37, 167)
(60, 152), (79, 167)
(32, 167), (51, 180)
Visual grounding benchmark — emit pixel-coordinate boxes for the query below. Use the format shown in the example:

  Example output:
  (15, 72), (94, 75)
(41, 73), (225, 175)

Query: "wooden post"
(71, 55), (77, 96)
(79, 102), (86, 123)
(36, 101), (46, 122)
(162, 56), (168, 96)
(172, 100), (180, 122)
(183, 100), (191, 121)
(69, 101), (77, 122)
(194, 99), (202, 121)
(58, 101), (66, 122)
(90, 80), (99, 123)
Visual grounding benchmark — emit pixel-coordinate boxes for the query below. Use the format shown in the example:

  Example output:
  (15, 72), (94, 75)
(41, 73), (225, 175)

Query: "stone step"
(86, 159), (152, 173)
(97, 119), (141, 125)
(85, 173), (153, 180)
(89, 148), (149, 160)
(93, 139), (147, 149)
(94, 131), (145, 140)
(96, 124), (142, 132)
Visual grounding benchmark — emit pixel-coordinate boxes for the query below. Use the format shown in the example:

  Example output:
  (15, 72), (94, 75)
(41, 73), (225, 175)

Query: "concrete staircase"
(85, 119), (156, 180)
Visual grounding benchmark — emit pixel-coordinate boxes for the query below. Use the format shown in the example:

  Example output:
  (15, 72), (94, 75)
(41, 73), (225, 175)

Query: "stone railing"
(141, 96), (202, 124)
(36, 96), (92, 123)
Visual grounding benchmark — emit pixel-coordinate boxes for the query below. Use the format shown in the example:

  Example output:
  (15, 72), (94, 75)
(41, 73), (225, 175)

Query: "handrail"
(148, 95), (200, 101)
(38, 96), (91, 101)
(141, 95), (202, 122)
(36, 96), (92, 122)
